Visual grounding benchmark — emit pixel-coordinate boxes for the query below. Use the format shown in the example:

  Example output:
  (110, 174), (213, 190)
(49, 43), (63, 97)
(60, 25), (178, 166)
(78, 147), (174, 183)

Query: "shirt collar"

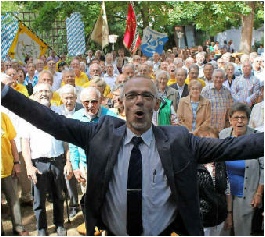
(80, 106), (102, 120)
(125, 126), (153, 147)
(177, 84), (184, 89)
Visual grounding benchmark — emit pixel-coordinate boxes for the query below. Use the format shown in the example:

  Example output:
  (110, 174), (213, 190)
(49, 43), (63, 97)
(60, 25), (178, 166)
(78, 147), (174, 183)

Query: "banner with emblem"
(8, 21), (48, 62)
(141, 26), (168, 58)
(66, 12), (86, 56)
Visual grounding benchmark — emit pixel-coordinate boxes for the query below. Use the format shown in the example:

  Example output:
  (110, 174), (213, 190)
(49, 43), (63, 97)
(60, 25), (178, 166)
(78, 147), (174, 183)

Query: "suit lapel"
(153, 126), (177, 196)
(103, 124), (126, 189)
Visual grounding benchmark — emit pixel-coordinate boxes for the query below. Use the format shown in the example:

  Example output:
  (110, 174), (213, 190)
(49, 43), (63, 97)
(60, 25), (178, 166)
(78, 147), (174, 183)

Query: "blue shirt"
(191, 101), (199, 131)
(23, 75), (39, 87)
(225, 160), (245, 197)
(69, 106), (117, 170)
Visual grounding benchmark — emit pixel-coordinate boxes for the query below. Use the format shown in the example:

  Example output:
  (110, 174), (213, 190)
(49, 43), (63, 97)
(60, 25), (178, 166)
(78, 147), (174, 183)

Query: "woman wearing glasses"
(219, 102), (264, 235)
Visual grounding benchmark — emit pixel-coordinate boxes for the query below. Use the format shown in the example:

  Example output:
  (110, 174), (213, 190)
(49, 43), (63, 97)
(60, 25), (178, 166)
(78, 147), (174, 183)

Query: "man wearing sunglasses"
(68, 86), (116, 234)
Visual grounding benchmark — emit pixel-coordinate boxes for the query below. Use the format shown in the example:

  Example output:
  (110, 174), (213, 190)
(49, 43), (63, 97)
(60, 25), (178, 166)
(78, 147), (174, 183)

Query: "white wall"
(216, 25), (264, 52)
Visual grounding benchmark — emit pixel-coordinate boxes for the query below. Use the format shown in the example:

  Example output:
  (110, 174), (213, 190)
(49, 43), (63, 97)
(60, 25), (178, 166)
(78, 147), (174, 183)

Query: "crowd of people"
(1, 41), (264, 236)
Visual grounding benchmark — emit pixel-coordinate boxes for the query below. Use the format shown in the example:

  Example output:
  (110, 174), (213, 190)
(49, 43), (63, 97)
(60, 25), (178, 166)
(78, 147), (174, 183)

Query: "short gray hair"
(156, 70), (169, 80)
(59, 84), (77, 98)
(80, 86), (101, 101)
(212, 68), (225, 78)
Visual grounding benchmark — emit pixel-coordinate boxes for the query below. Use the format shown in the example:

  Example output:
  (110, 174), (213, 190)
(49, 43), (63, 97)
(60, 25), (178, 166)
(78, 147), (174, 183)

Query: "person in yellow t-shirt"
(167, 63), (177, 86)
(185, 64), (206, 88)
(70, 58), (89, 87)
(5, 68), (29, 97)
(1, 112), (29, 235)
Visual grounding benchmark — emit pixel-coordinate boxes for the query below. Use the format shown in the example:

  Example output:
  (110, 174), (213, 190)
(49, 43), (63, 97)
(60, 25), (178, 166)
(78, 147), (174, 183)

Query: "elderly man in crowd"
(170, 68), (189, 98)
(182, 56), (194, 73)
(37, 69), (62, 106)
(200, 63), (214, 85)
(231, 60), (260, 107)
(167, 63), (177, 86)
(21, 83), (67, 236)
(70, 58), (89, 87)
(201, 69), (233, 131)
(58, 68), (82, 103)
(122, 63), (135, 79)
(46, 58), (62, 91)
(103, 63), (118, 91)
(57, 84), (83, 218)
(88, 63), (102, 79)
(34, 59), (45, 77)
(185, 64), (206, 87)
(69, 86), (116, 234)
(195, 52), (205, 78)
(252, 56), (264, 82)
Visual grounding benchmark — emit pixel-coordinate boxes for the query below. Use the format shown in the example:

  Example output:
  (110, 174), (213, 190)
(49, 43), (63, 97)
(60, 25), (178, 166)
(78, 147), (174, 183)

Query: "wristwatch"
(14, 161), (21, 165)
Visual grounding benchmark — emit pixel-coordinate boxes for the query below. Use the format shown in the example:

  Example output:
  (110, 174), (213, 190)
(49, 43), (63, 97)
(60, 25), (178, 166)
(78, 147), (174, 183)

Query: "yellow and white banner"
(8, 22), (48, 62)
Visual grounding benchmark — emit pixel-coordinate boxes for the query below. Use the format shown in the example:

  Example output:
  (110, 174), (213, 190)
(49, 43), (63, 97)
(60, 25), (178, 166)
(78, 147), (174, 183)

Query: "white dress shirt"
(20, 106), (64, 159)
(102, 127), (176, 235)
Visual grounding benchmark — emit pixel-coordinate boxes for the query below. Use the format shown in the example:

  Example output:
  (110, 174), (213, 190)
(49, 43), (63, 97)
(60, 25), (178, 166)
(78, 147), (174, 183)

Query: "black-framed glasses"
(124, 92), (155, 101)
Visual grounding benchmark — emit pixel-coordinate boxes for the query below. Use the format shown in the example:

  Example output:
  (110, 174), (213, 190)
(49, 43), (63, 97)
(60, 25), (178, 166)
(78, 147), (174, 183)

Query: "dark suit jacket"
(170, 83), (189, 97)
(2, 86), (264, 236)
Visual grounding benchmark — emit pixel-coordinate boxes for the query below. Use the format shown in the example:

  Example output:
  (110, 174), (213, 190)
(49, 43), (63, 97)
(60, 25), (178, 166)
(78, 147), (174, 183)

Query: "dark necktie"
(26, 83), (33, 96)
(127, 136), (143, 236)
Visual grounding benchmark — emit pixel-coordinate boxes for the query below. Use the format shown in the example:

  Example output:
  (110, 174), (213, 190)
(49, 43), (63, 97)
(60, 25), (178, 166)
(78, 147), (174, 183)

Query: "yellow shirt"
(185, 77), (206, 87)
(13, 83), (29, 97)
(1, 112), (16, 178)
(167, 78), (177, 86)
(75, 72), (89, 87)
(83, 81), (111, 98)
(51, 91), (63, 106)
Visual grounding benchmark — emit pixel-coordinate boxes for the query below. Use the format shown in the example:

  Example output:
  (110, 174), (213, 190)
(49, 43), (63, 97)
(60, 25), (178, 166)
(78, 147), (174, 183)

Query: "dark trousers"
(65, 174), (79, 207)
(32, 157), (65, 230)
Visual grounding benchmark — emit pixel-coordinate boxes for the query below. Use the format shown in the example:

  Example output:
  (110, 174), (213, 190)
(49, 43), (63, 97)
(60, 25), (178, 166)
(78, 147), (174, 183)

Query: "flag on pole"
(8, 21), (48, 62)
(91, 1), (109, 49)
(123, 3), (141, 54)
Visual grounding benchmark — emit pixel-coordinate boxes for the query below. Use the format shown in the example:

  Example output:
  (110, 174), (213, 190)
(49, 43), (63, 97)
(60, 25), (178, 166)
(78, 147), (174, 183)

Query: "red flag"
(123, 3), (141, 53)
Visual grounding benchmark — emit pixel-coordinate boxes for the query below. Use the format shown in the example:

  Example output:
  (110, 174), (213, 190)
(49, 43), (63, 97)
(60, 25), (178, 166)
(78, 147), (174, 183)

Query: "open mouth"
(135, 111), (144, 118)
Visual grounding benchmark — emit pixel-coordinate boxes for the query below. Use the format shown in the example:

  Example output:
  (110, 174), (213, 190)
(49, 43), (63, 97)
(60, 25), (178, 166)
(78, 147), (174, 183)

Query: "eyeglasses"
(231, 116), (247, 121)
(82, 100), (99, 106)
(124, 92), (155, 101)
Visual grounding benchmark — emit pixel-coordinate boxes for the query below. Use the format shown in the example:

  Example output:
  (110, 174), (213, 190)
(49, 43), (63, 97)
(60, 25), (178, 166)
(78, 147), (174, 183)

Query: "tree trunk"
(239, 1), (255, 54)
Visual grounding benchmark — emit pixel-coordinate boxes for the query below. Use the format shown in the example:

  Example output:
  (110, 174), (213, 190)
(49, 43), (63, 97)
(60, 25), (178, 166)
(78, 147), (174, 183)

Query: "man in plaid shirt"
(201, 69), (233, 132)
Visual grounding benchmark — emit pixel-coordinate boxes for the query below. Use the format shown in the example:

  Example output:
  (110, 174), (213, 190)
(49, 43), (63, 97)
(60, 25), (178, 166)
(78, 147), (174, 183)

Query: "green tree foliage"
(1, 1), (263, 50)
(168, 1), (264, 36)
